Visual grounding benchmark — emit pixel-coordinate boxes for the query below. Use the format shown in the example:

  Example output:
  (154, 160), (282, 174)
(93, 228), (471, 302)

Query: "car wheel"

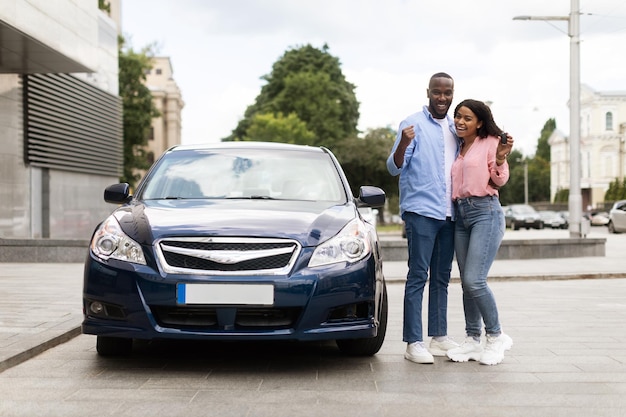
(336, 283), (388, 356)
(513, 222), (519, 230)
(608, 221), (619, 234)
(96, 336), (133, 356)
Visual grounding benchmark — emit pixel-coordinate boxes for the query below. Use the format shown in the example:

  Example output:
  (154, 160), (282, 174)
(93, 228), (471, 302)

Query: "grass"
(376, 223), (404, 233)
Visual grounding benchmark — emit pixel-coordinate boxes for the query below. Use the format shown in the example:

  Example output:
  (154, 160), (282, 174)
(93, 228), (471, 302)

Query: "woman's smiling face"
(454, 106), (482, 139)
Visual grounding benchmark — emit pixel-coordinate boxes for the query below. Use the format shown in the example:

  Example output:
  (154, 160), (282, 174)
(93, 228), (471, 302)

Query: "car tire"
(96, 336), (133, 356)
(336, 282), (388, 356)
(608, 221), (619, 234)
(513, 222), (519, 230)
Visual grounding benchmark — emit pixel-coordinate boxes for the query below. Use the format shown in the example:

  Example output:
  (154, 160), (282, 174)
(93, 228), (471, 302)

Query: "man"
(387, 72), (460, 364)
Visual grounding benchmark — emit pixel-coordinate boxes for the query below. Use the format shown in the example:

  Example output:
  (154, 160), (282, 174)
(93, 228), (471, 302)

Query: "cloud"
(121, 0), (626, 156)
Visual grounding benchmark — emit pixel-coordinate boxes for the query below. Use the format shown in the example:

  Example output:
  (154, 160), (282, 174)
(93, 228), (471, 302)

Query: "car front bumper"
(82, 252), (382, 342)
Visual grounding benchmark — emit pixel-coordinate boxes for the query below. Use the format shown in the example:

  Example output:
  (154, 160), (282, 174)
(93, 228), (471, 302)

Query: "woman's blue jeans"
(454, 195), (504, 337)
(402, 212), (455, 343)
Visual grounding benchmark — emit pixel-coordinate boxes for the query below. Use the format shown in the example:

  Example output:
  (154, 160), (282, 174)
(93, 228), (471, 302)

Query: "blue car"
(82, 142), (388, 356)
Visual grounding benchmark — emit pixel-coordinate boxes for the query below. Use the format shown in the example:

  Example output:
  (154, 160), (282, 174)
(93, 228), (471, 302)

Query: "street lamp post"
(516, 157), (529, 205)
(523, 160), (529, 205)
(514, 0), (582, 238)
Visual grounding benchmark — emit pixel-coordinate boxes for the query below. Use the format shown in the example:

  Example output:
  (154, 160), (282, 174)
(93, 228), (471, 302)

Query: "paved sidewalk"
(0, 263), (83, 372)
(1, 228), (625, 373)
(2, 271), (626, 416)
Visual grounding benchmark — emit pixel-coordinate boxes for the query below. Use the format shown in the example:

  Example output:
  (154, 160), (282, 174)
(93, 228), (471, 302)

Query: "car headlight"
(308, 218), (371, 267)
(90, 215), (147, 265)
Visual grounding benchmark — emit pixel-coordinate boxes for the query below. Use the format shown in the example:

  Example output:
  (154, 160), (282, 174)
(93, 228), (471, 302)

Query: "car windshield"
(138, 147), (346, 202)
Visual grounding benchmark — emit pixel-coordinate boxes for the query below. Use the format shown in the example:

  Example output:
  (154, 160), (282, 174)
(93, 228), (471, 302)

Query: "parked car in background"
(82, 142), (388, 357)
(538, 210), (568, 229)
(358, 207), (379, 229)
(608, 200), (626, 233)
(504, 204), (544, 230)
(584, 211), (610, 226)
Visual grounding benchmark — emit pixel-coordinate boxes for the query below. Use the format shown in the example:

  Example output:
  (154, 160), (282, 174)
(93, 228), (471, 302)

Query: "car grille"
(150, 306), (301, 330)
(155, 237), (301, 275)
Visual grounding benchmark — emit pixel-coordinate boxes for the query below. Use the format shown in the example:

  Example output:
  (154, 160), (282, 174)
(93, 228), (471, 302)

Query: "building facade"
(143, 57), (184, 168)
(549, 84), (626, 210)
(0, 0), (122, 239)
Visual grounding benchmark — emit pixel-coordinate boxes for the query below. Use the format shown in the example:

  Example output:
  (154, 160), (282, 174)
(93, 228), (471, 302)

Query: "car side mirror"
(357, 186), (385, 208)
(104, 183), (132, 204)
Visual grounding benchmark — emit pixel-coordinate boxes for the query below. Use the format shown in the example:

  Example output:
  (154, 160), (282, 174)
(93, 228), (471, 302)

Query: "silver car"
(505, 204), (544, 230)
(608, 200), (626, 233)
(538, 210), (568, 229)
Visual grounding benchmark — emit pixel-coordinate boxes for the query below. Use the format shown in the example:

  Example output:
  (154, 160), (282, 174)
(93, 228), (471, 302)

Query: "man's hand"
(401, 126), (415, 142)
(394, 125), (415, 168)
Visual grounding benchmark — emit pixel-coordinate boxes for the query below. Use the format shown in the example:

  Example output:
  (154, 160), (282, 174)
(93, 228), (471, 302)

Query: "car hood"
(112, 199), (356, 247)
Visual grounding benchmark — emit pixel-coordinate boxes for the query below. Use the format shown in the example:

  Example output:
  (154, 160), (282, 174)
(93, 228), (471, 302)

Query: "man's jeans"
(402, 212), (454, 343)
(454, 195), (504, 337)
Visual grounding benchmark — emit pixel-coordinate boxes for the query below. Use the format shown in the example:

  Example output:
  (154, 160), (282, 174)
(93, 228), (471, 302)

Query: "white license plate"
(177, 283), (274, 305)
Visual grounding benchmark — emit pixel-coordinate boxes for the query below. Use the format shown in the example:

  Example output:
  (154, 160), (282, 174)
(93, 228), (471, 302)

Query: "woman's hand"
(496, 133), (514, 165)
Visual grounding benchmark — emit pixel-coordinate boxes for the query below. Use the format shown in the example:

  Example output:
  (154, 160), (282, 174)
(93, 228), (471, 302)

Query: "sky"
(120, 0), (626, 156)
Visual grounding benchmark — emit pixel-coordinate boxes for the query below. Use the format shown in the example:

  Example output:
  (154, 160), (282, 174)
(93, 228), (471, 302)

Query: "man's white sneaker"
(404, 341), (434, 364)
(480, 333), (513, 365)
(446, 337), (483, 362)
(429, 336), (460, 357)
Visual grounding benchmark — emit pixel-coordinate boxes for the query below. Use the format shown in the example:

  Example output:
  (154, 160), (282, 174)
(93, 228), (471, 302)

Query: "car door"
(614, 202), (626, 231)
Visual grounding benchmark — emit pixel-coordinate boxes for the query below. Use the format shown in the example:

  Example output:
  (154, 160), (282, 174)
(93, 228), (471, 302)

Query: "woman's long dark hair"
(454, 99), (504, 139)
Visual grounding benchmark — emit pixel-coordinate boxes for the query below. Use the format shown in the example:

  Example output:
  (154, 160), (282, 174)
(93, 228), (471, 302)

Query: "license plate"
(177, 283), (274, 305)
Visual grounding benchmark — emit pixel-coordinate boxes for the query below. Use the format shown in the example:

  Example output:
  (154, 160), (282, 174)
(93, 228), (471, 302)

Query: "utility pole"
(514, 0), (582, 238)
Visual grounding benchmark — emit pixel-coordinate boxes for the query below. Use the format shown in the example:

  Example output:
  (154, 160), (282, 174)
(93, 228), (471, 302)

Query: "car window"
(139, 148), (346, 202)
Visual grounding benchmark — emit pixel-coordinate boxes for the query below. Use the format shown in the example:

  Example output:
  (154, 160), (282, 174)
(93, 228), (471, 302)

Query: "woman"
(446, 99), (514, 365)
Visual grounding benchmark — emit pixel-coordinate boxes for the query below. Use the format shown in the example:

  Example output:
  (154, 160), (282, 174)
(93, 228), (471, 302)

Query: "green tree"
(225, 44), (359, 147)
(527, 118), (556, 203)
(118, 37), (160, 188)
(554, 187), (569, 203)
(332, 127), (399, 217)
(536, 118), (556, 162)
(528, 156), (551, 202)
(498, 149), (525, 205)
(605, 177), (626, 201)
(501, 118), (555, 205)
(243, 112), (315, 144)
(98, 0), (111, 14)
(334, 128), (397, 192)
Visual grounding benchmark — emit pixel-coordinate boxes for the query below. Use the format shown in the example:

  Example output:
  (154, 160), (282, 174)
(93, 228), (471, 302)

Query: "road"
(1, 250), (625, 416)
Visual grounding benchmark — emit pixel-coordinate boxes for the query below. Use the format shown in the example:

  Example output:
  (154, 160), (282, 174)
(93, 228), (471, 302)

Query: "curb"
(384, 272), (626, 284)
(0, 327), (82, 373)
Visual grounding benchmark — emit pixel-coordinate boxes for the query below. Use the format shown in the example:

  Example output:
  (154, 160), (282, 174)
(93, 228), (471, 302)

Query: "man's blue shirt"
(387, 106), (459, 221)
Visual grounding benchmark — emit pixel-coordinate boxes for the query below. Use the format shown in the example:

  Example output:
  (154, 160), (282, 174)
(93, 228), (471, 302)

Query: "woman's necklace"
(460, 138), (475, 156)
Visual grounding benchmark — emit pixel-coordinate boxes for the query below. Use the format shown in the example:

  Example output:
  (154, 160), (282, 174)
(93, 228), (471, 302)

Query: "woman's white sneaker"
(480, 333), (513, 365)
(428, 336), (459, 357)
(446, 336), (483, 362)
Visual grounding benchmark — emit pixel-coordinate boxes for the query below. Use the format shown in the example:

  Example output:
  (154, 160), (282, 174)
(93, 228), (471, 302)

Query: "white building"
(143, 57), (184, 167)
(549, 84), (626, 210)
(0, 0), (123, 240)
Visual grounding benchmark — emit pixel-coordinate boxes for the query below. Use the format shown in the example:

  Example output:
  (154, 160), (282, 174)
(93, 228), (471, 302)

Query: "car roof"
(166, 142), (327, 154)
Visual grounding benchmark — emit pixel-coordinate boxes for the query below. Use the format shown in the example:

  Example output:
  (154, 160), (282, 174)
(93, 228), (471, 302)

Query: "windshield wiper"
(225, 195), (275, 200)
